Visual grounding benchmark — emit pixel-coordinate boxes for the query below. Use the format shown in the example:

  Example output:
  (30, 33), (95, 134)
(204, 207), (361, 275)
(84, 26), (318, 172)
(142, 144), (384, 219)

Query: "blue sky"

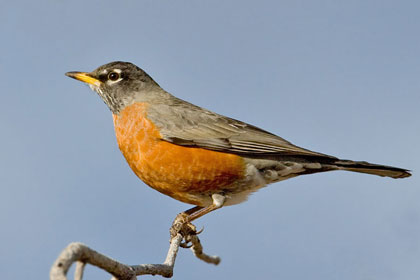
(1, 1), (419, 279)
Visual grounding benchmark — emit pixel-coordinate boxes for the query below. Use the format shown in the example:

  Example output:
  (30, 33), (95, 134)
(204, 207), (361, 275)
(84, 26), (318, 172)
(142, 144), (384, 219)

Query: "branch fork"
(50, 215), (220, 280)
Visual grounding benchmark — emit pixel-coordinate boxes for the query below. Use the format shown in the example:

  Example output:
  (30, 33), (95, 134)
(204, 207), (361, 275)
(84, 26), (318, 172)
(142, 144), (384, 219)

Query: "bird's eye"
(108, 72), (120, 81)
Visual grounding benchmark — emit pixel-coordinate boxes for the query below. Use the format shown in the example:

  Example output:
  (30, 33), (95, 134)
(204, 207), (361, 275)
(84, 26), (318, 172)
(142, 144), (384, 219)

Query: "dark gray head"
(66, 61), (169, 114)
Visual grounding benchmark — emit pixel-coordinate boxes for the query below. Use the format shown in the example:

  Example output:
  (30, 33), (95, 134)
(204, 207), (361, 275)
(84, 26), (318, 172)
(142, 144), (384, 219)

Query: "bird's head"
(66, 61), (165, 114)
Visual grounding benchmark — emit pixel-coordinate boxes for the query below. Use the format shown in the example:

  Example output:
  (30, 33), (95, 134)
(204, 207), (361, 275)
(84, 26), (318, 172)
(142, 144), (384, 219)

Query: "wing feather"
(147, 99), (335, 159)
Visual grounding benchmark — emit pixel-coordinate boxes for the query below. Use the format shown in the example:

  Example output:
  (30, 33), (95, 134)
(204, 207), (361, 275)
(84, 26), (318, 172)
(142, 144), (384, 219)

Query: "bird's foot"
(170, 212), (203, 247)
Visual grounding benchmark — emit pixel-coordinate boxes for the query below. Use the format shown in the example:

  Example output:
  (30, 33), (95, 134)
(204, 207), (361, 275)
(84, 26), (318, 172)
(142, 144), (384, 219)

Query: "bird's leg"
(186, 194), (226, 222)
(170, 194), (226, 241)
(184, 205), (204, 216)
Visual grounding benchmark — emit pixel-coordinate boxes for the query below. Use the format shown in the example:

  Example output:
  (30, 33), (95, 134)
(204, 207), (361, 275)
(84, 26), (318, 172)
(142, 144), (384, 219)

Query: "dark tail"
(333, 160), (411, 179)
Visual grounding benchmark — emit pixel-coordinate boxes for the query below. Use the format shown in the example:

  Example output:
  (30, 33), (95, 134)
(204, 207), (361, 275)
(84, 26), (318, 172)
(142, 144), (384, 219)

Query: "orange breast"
(112, 103), (246, 206)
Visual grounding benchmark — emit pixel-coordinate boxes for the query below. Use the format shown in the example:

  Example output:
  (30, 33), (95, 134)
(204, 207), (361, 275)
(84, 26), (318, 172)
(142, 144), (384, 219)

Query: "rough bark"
(50, 220), (220, 280)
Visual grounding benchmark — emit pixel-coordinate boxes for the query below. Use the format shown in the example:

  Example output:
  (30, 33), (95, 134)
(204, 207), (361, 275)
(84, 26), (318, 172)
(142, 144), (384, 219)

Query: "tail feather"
(333, 160), (411, 179)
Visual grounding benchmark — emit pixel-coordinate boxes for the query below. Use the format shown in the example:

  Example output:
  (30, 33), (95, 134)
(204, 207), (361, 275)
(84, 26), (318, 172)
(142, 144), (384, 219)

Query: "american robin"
(66, 61), (411, 223)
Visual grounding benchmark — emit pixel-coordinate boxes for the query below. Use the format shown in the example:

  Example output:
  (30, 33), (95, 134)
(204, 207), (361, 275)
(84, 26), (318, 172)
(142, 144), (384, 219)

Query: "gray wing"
(147, 98), (336, 159)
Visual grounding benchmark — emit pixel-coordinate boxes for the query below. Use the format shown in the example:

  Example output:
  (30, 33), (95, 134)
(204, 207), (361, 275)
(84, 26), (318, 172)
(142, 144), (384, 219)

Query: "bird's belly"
(112, 103), (248, 206)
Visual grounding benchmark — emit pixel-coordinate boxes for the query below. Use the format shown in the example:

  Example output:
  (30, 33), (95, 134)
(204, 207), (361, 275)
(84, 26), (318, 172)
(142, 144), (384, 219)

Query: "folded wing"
(147, 99), (336, 160)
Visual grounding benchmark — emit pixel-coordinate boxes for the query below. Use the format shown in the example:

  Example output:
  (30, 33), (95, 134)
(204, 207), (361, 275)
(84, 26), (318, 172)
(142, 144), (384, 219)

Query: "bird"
(66, 61), (411, 223)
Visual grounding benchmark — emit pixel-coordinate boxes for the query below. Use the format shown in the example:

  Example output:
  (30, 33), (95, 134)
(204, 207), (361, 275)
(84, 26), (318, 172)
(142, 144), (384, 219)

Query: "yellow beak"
(65, 72), (101, 87)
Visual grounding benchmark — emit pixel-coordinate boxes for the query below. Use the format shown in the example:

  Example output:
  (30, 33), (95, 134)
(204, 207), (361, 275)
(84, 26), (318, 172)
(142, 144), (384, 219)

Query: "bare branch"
(50, 221), (220, 279)
(188, 235), (220, 265)
(50, 242), (137, 280)
(74, 262), (86, 280)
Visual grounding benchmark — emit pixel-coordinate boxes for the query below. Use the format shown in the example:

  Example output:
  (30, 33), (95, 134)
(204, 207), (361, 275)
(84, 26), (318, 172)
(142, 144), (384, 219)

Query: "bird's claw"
(196, 226), (204, 235)
(169, 212), (200, 247)
(180, 241), (193, 248)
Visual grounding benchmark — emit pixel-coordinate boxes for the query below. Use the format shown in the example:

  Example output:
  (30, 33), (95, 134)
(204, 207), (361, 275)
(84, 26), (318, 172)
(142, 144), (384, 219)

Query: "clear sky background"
(1, 1), (419, 279)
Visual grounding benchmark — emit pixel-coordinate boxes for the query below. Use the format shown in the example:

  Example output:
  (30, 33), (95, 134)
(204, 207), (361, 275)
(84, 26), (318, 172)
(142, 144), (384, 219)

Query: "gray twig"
(50, 222), (220, 280)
